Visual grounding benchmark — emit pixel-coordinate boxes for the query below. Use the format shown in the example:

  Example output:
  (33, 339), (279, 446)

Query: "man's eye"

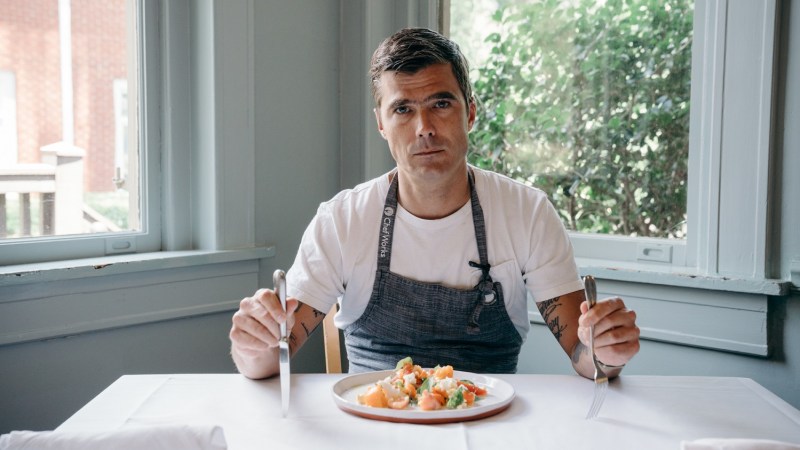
(433, 100), (451, 109)
(394, 106), (410, 114)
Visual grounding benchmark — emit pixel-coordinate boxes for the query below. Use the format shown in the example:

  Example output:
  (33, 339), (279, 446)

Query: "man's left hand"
(578, 297), (640, 367)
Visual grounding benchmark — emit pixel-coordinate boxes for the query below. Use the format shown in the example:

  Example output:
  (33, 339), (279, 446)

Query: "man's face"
(374, 63), (476, 183)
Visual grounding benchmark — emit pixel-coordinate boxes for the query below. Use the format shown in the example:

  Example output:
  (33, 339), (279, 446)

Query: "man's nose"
(416, 111), (435, 137)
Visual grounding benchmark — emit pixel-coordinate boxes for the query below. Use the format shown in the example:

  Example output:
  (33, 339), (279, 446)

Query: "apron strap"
(466, 170), (501, 334)
(376, 172), (400, 272)
(468, 169), (491, 269)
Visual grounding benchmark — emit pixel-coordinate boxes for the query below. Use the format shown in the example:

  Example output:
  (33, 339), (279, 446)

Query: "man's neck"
(393, 167), (471, 220)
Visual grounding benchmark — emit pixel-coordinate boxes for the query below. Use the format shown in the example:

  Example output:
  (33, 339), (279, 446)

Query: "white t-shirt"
(287, 166), (584, 340)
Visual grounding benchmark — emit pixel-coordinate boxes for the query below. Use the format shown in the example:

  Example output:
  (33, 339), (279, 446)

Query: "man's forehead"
(376, 64), (461, 104)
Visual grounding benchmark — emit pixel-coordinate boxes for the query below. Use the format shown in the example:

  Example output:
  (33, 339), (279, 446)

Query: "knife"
(273, 269), (290, 417)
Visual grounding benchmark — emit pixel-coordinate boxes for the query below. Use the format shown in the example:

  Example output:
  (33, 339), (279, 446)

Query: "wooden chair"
(323, 304), (342, 373)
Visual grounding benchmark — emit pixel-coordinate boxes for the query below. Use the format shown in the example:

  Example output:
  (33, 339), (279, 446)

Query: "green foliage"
(466, 0), (692, 238)
(85, 191), (129, 229)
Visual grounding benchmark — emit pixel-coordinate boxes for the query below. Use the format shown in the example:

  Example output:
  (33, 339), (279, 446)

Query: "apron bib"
(344, 170), (523, 373)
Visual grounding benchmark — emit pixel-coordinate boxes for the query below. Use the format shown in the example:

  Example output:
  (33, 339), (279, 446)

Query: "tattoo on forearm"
(538, 297), (567, 341)
(538, 297), (560, 321)
(549, 317), (566, 341)
(293, 304), (325, 338)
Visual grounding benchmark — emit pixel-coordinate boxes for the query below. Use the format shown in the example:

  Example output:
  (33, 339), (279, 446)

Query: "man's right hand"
(229, 288), (299, 379)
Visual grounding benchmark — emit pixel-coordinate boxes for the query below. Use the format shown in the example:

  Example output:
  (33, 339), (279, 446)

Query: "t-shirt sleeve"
(286, 202), (344, 314)
(524, 198), (584, 302)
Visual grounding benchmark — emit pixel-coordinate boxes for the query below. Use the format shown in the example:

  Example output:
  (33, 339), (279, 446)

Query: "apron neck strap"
(376, 168), (489, 272)
(467, 169), (490, 269)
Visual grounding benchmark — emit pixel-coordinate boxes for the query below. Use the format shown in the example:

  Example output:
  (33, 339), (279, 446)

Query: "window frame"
(447, 0), (785, 293)
(1, 0), (261, 271)
(0, 0), (162, 266)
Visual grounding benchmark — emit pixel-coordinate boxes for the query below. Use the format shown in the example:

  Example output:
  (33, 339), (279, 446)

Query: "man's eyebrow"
(427, 91), (458, 102)
(387, 92), (459, 110)
(388, 98), (411, 111)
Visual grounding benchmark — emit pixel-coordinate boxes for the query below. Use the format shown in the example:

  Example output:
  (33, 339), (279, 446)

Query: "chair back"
(323, 304), (342, 373)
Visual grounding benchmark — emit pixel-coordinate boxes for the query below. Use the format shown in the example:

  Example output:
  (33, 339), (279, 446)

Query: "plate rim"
(331, 369), (515, 424)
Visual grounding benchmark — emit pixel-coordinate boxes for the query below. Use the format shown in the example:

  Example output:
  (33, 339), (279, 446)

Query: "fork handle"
(584, 275), (597, 308)
(583, 275), (597, 347)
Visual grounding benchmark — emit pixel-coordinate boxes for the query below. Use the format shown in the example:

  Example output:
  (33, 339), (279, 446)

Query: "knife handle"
(273, 269), (287, 340)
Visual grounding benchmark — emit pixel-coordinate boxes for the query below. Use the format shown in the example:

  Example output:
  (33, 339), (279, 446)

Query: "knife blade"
(273, 269), (290, 417)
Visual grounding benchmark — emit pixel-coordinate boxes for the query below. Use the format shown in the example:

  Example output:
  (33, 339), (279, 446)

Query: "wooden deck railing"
(0, 142), (85, 238)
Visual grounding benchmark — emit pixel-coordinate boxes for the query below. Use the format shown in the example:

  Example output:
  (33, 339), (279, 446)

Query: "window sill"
(576, 257), (793, 296)
(535, 260), (779, 357)
(0, 246), (276, 288)
(0, 246), (276, 347)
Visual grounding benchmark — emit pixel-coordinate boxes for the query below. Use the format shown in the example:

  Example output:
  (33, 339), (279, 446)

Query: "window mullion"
(689, 0), (778, 280)
(715, 0), (777, 280)
(687, 0), (727, 275)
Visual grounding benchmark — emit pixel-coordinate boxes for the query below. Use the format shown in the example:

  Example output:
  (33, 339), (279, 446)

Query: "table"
(58, 374), (800, 449)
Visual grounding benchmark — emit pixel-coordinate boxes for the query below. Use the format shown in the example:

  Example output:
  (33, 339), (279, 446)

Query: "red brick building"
(0, 0), (127, 193)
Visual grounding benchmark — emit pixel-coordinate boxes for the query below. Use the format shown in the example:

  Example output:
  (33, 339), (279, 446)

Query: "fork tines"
(586, 369), (608, 419)
(584, 275), (608, 420)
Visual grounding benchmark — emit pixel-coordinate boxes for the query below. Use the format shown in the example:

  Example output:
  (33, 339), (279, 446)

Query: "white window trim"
(0, 0), (269, 346)
(0, 0), (263, 268)
(447, 0), (789, 295)
(625, 0), (784, 294)
(0, 0), (161, 265)
(0, 246), (274, 289)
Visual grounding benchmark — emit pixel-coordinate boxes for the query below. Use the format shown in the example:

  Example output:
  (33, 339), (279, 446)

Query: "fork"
(584, 275), (608, 419)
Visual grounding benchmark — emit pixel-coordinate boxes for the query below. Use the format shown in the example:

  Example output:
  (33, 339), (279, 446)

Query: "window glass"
(451, 0), (692, 239)
(0, 0), (138, 240)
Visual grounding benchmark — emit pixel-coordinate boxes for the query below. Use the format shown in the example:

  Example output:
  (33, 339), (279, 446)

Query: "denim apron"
(344, 170), (523, 373)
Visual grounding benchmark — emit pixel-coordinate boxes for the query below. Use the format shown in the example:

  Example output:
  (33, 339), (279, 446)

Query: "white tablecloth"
(57, 374), (800, 450)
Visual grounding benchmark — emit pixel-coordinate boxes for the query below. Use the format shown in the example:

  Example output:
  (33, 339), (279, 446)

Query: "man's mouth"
(415, 149), (444, 156)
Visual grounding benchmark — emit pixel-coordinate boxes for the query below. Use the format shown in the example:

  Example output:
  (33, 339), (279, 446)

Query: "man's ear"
(467, 100), (477, 131)
(374, 108), (386, 139)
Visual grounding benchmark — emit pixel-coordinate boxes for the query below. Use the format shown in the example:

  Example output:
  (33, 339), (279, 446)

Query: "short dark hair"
(369, 28), (473, 107)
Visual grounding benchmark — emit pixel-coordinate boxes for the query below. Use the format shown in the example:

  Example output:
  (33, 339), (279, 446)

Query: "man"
(229, 28), (639, 379)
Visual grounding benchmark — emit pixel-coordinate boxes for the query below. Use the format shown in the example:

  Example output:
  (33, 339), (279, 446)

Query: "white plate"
(331, 370), (515, 424)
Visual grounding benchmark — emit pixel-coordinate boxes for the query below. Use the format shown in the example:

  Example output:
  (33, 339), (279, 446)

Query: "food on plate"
(356, 357), (488, 411)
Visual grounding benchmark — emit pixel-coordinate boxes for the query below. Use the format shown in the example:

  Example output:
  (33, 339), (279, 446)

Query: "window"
(449, 0), (781, 284)
(452, 0), (691, 259)
(0, 0), (160, 265)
